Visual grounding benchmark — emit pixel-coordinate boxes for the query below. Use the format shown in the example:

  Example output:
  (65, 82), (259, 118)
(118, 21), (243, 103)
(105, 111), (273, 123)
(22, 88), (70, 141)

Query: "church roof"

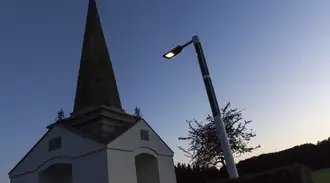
(52, 116), (139, 145)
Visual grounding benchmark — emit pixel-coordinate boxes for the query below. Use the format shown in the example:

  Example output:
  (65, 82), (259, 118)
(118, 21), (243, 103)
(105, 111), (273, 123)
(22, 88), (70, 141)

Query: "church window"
(49, 137), (62, 151)
(140, 130), (149, 141)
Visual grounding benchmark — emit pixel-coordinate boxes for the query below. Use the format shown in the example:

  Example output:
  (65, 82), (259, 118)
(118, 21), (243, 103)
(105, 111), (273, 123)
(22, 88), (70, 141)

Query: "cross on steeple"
(73, 0), (122, 114)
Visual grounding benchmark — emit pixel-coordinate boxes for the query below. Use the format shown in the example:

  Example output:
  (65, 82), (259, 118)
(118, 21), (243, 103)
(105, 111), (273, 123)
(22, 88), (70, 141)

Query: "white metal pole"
(192, 35), (239, 178)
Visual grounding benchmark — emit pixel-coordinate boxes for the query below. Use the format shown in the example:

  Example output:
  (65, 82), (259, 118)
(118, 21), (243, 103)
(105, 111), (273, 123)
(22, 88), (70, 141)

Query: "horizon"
(1, 0), (330, 182)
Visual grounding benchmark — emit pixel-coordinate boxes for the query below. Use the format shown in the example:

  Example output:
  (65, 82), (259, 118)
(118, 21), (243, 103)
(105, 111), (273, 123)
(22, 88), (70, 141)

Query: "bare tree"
(178, 102), (260, 168)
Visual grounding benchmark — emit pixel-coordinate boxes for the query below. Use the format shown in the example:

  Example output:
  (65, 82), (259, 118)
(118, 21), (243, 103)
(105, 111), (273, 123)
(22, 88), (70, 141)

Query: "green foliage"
(178, 102), (260, 168)
(312, 169), (330, 183)
(211, 164), (314, 183)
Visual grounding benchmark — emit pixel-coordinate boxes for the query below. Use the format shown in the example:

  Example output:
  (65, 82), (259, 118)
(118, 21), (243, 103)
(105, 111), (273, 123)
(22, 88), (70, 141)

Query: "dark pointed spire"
(73, 0), (122, 113)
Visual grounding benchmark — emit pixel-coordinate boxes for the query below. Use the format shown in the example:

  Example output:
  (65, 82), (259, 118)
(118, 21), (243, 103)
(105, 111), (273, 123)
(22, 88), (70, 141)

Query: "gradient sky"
(1, 0), (330, 182)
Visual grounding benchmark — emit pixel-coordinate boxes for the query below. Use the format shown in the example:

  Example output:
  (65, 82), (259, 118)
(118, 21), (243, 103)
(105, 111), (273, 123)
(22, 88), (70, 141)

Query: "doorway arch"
(135, 153), (160, 183)
(39, 163), (72, 183)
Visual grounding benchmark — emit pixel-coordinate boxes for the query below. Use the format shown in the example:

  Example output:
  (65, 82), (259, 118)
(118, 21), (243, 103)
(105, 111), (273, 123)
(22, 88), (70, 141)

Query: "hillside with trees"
(236, 138), (330, 174)
(175, 102), (330, 183)
(176, 137), (330, 183)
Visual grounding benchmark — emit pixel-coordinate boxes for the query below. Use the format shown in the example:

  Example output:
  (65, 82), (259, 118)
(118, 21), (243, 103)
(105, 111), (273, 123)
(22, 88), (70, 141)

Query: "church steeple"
(73, 0), (122, 114)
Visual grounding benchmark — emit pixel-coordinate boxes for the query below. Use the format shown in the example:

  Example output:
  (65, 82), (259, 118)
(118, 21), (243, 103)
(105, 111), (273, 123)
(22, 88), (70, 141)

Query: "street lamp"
(162, 36), (239, 179)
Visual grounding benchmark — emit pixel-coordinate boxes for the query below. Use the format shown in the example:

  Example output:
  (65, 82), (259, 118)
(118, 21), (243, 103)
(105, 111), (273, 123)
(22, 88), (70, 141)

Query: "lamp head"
(162, 45), (183, 59)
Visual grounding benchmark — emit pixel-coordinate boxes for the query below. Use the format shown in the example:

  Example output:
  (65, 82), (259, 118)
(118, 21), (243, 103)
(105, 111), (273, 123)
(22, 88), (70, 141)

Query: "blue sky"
(1, 0), (330, 182)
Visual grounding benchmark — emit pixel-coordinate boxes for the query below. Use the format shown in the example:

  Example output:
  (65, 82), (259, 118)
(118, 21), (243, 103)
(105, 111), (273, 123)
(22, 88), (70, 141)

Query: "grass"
(312, 168), (330, 183)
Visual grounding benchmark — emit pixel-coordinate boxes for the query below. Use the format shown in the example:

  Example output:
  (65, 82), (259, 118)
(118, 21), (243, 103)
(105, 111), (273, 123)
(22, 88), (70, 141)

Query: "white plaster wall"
(9, 126), (105, 177)
(10, 172), (37, 183)
(107, 148), (177, 183)
(157, 156), (177, 183)
(11, 149), (108, 183)
(107, 149), (137, 183)
(108, 120), (173, 156)
(72, 149), (108, 183)
(10, 120), (176, 183)
(107, 120), (177, 183)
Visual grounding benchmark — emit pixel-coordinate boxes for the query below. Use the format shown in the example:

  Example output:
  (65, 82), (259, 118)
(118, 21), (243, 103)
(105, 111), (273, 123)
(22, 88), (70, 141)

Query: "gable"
(9, 125), (105, 177)
(107, 119), (174, 157)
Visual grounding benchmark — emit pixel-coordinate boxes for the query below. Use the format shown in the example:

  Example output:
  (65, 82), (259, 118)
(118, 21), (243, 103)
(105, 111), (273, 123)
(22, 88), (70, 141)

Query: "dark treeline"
(237, 137), (330, 174)
(175, 163), (228, 183)
(175, 137), (330, 183)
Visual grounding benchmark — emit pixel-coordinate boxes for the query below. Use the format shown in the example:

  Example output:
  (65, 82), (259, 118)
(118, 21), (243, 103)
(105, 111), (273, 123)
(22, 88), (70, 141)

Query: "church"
(8, 0), (177, 183)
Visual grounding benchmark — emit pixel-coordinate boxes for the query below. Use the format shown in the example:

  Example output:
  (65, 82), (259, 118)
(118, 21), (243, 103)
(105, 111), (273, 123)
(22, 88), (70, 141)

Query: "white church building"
(8, 1), (177, 183)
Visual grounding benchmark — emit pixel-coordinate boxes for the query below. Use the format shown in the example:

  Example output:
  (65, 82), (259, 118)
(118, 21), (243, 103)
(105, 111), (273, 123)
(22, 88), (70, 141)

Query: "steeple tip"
(73, 0), (122, 114)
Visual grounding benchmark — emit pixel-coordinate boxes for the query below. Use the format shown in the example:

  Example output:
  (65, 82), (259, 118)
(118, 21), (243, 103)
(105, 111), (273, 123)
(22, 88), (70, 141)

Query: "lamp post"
(163, 35), (239, 179)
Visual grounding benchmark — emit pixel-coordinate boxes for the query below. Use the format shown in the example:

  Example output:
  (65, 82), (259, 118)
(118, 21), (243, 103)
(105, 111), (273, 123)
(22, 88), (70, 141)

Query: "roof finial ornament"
(134, 106), (143, 119)
(56, 109), (65, 122)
